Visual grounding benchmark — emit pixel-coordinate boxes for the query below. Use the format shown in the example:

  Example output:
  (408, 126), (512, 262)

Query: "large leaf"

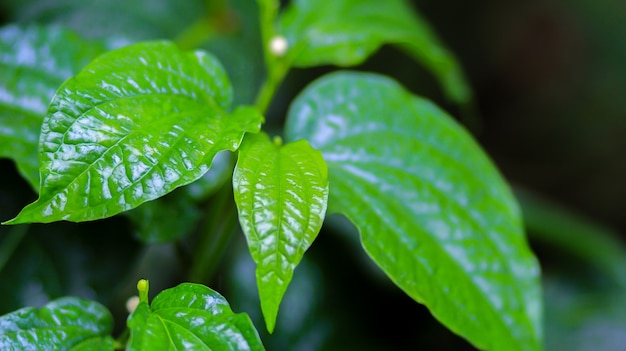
(4, 41), (263, 225)
(233, 132), (328, 333)
(127, 281), (265, 350)
(279, 0), (471, 103)
(285, 71), (542, 351)
(0, 297), (114, 350)
(0, 24), (106, 190)
(1, 0), (204, 42)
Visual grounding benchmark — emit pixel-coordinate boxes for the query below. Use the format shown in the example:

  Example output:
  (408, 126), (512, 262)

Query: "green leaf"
(279, 0), (471, 103)
(285, 71), (542, 351)
(233, 132), (328, 333)
(0, 297), (114, 350)
(0, 24), (106, 190)
(127, 281), (265, 351)
(4, 41), (263, 225)
(1, 0), (205, 42)
(125, 151), (233, 244)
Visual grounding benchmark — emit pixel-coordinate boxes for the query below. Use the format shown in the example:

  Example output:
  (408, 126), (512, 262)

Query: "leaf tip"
(259, 293), (280, 334)
(2, 214), (28, 225)
(265, 316), (276, 334)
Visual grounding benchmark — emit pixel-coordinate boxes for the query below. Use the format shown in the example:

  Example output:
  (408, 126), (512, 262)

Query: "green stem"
(113, 328), (130, 350)
(188, 182), (238, 283)
(174, 0), (237, 50)
(0, 224), (28, 274)
(254, 0), (291, 114)
(174, 19), (217, 50)
(254, 60), (290, 114)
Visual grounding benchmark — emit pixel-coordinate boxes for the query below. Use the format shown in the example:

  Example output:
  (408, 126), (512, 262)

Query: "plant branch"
(0, 224), (28, 274)
(254, 0), (291, 114)
(188, 182), (239, 283)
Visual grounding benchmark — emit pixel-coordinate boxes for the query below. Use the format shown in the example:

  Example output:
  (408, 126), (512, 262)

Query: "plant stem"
(0, 224), (28, 274)
(254, 0), (291, 114)
(254, 60), (290, 115)
(188, 182), (238, 283)
(113, 328), (130, 350)
(174, 0), (237, 50)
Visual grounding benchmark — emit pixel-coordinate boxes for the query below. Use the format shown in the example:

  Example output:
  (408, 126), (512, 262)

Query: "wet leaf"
(127, 281), (265, 351)
(4, 41), (263, 224)
(125, 150), (234, 244)
(0, 297), (114, 350)
(285, 71), (542, 351)
(279, 0), (471, 103)
(233, 132), (328, 333)
(0, 24), (106, 190)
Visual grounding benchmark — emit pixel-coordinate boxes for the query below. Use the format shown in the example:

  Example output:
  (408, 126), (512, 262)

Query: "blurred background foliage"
(1, 0), (626, 350)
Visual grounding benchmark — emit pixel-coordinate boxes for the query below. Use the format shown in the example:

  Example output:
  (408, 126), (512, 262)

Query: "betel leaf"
(233, 132), (328, 333)
(3, 41), (263, 225)
(127, 280), (265, 351)
(0, 24), (106, 190)
(126, 151), (234, 244)
(0, 297), (114, 350)
(1, 0), (204, 42)
(279, 0), (471, 104)
(285, 72), (542, 351)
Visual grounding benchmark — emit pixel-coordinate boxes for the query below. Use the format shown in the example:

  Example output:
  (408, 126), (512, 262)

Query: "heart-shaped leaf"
(279, 0), (471, 103)
(285, 71), (542, 351)
(127, 280), (265, 351)
(233, 132), (328, 333)
(4, 41), (263, 225)
(0, 24), (106, 190)
(0, 297), (114, 350)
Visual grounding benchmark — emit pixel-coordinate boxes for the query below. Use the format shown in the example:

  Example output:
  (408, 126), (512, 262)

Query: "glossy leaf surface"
(279, 0), (470, 103)
(285, 72), (542, 351)
(126, 150), (233, 244)
(0, 297), (114, 350)
(233, 132), (328, 333)
(127, 282), (265, 351)
(0, 24), (105, 190)
(4, 41), (263, 224)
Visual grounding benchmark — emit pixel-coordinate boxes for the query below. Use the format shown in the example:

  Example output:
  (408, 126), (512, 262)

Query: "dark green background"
(1, 0), (625, 350)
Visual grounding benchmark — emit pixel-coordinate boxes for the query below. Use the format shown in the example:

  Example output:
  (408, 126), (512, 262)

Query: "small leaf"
(0, 297), (114, 350)
(127, 281), (265, 351)
(233, 132), (328, 333)
(0, 24), (106, 190)
(4, 41), (263, 224)
(285, 71), (542, 351)
(279, 0), (471, 103)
